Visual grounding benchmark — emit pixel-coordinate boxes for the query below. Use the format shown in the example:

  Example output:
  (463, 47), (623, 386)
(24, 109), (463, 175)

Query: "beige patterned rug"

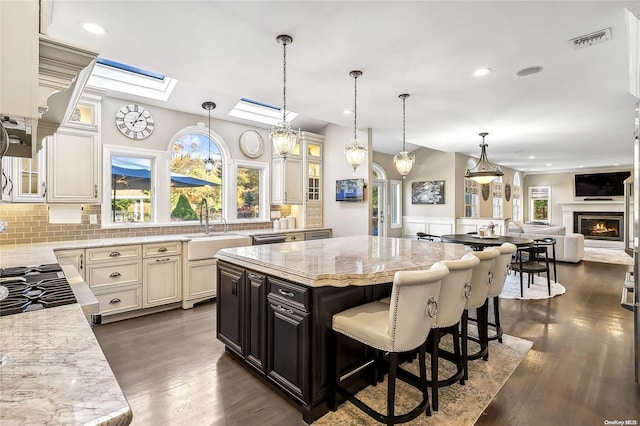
(583, 247), (633, 266)
(500, 274), (566, 300)
(313, 332), (532, 425)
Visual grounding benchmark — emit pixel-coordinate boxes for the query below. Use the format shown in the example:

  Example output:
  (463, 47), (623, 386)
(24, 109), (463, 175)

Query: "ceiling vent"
(569, 28), (611, 49)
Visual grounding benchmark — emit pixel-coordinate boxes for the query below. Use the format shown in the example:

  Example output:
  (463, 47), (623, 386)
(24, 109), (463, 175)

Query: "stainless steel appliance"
(0, 263), (99, 326)
(252, 234), (287, 245)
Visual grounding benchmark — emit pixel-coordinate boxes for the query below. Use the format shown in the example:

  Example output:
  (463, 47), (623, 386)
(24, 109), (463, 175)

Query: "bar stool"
(461, 248), (499, 380)
(331, 263), (449, 425)
(485, 243), (517, 344)
(427, 253), (479, 412)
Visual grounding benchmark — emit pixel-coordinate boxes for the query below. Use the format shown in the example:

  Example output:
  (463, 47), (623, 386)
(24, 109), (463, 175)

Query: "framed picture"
(411, 180), (445, 204)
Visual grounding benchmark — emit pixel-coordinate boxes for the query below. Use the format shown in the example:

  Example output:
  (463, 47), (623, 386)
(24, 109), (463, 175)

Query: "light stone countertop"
(215, 235), (470, 287)
(0, 304), (132, 426)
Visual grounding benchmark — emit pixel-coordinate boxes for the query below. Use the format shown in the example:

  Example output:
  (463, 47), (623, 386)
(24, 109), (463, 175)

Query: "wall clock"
(115, 104), (155, 140)
(239, 130), (264, 158)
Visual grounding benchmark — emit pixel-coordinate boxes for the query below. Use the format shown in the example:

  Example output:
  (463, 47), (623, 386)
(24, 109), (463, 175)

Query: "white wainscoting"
(403, 216), (455, 238)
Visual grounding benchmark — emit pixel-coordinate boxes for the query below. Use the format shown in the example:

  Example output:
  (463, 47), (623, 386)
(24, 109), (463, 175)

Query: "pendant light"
(344, 70), (367, 171)
(393, 93), (415, 178)
(464, 132), (504, 184)
(269, 34), (300, 160)
(202, 101), (216, 172)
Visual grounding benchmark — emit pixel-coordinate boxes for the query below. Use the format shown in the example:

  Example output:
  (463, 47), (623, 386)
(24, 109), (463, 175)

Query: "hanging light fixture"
(269, 34), (300, 160)
(344, 70), (366, 171)
(202, 101), (216, 172)
(464, 132), (504, 184)
(393, 93), (415, 178)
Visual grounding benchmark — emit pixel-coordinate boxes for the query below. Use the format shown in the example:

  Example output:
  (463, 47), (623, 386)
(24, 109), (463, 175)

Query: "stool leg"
(387, 353), (398, 425)
(331, 331), (340, 411)
(418, 344), (431, 417)
(431, 329), (440, 412)
(479, 301), (489, 361)
(452, 322), (464, 385)
(461, 310), (469, 382)
(493, 296), (503, 343)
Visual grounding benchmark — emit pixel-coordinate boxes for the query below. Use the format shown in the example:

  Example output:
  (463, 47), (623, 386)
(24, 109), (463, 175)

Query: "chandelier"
(269, 34), (300, 160)
(393, 93), (415, 178)
(202, 101), (216, 172)
(344, 70), (366, 171)
(464, 132), (504, 184)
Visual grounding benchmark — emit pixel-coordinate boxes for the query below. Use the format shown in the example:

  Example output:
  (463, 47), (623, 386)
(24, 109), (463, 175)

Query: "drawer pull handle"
(155, 258), (171, 262)
(109, 272), (121, 278)
(276, 305), (294, 315)
(109, 298), (121, 304)
(109, 251), (121, 257)
(248, 273), (261, 280)
(157, 247), (168, 253)
(290, 236), (296, 240)
(278, 289), (295, 298)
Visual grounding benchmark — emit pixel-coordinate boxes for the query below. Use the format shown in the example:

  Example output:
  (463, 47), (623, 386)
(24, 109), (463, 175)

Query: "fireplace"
(573, 212), (624, 241)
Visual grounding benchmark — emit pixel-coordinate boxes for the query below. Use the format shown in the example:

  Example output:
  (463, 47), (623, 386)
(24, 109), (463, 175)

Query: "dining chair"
(417, 232), (440, 241)
(533, 237), (557, 282)
(511, 245), (551, 297)
(331, 263), (449, 424)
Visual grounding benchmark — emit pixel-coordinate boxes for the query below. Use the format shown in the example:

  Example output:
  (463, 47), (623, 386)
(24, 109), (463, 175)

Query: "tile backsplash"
(0, 204), (270, 245)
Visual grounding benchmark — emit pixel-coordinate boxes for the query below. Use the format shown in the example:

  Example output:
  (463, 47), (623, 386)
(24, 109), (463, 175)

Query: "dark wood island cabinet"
(215, 235), (469, 423)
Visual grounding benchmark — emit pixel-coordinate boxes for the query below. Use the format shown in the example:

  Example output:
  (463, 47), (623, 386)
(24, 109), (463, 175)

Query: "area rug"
(583, 247), (633, 266)
(313, 333), (532, 425)
(499, 273), (566, 300)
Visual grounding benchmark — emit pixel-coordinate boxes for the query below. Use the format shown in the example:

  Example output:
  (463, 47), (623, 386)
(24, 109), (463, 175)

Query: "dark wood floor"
(94, 259), (639, 426)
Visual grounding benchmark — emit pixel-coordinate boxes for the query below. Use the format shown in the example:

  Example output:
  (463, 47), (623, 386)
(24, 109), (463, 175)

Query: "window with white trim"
(492, 176), (503, 218)
(529, 186), (551, 224)
(512, 172), (522, 222)
(464, 159), (479, 217)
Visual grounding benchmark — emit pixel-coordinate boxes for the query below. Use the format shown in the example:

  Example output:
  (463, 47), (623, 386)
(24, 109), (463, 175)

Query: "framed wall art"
(411, 180), (445, 204)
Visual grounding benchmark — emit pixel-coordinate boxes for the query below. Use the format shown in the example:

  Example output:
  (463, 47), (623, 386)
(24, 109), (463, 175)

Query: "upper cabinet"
(271, 157), (303, 205)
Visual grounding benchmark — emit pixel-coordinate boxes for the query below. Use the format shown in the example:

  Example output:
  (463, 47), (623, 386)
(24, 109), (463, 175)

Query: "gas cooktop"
(0, 263), (77, 317)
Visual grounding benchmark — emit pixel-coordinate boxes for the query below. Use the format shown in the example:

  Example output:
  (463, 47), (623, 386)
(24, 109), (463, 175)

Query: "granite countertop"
(0, 304), (132, 426)
(215, 235), (470, 287)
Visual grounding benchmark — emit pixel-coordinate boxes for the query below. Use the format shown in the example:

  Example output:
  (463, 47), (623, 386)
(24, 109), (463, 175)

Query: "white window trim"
(230, 158), (270, 223)
(390, 179), (402, 229)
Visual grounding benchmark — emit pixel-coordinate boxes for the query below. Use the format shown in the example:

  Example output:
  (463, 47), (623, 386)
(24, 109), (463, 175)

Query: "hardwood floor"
(94, 260), (639, 425)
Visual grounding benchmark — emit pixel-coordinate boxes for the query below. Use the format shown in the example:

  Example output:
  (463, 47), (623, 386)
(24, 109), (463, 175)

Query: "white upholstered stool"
(331, 263), (449, 425)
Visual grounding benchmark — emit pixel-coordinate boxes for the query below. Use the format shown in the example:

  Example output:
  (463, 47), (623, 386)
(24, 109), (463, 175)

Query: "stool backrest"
(387, 262), (449, 352)
(432, 253), (480, 328)
(488, 242), (518, 297)
(466, 248), (500, 309)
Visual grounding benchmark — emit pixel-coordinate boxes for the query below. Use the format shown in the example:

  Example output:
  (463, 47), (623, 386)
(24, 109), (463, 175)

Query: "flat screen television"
(336, 178), (365, 202)
(574, 171), (631, 198)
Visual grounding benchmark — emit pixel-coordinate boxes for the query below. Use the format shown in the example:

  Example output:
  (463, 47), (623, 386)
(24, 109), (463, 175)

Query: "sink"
(186, 234), (252, 261)
(185, 232), (234, 238)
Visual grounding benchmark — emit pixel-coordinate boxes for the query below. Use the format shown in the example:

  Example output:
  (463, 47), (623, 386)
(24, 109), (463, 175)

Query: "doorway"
(372, 179), (385, 237)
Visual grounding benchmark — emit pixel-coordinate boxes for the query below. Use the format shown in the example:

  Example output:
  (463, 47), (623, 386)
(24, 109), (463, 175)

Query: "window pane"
(111, 156), (152, 223)
(237, 166), (260, 219)
(170, 133), (222, 221)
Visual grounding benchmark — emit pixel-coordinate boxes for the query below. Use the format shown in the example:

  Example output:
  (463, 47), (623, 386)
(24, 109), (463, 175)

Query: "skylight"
(87, 57), (177, 102)
(228, 97), (298, 126)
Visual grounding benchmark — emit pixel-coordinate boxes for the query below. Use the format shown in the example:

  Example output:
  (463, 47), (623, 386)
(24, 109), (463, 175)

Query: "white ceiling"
(46, 0), (638, 174)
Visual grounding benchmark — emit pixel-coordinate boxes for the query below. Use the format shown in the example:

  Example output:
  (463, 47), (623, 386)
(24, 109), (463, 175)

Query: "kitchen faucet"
(200, 198), (210, 235)
(221, 217), (228, 233)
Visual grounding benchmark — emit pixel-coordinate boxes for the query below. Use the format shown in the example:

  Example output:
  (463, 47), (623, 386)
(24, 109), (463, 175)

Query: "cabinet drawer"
(268, 277), (308, 311)
(86, 245), (141, 263)
(285, 232), (305, 242)
(87, 261), (142, 289)
(143, 241), (181, 257)
(96, 284), (142, 316)
(305, 230), (331, 240)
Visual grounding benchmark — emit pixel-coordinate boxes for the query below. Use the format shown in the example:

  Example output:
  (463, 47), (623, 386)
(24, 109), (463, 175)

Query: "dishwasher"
(252, 234), (288, 245)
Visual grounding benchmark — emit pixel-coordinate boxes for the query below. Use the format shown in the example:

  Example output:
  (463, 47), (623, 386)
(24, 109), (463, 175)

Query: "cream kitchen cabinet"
(46, 127), (100, 203)
(271, 156), (303, 205)
(54, 248), (85, 280)
(142, 242), (182, 308)
(1, 145), (46, 203)
(85, 245), (143, 317)
(182, 258), (217, 309)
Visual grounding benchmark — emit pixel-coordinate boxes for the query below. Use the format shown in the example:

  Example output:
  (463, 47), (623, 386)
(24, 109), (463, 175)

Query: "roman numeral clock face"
(115, 104), (155, 140)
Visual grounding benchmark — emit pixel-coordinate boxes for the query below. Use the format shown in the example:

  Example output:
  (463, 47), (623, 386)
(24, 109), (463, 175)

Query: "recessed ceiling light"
(343, 109), (352, 114)
(528, 155), (535, 160)
(546, 163), (552, 167)
(82, 22), (107, 35)
(516, 66), (543, 77)
(613, 163), (620, 166)
(473, 68), (492, 77)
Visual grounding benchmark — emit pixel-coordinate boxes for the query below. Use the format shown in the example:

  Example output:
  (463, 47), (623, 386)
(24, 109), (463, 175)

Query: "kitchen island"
(215, 235), (469, 423)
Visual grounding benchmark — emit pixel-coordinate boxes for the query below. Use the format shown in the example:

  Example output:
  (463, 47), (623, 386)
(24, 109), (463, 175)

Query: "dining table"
(440, 233), (533, 250)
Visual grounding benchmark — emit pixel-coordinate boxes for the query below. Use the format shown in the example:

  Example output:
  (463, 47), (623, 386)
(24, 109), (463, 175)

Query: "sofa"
(508, 222), (584, 263)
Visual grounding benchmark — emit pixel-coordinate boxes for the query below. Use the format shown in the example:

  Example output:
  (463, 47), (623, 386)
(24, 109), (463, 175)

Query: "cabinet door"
(1, 156), (13, 202)
(46, 127), (100, 203)
(272, 157), (303, 205)
(55, 249), (85, 279)
(216, 262), (244, 356)
(143, 256), (181, 307)
(10, 145), (46, 202)
(246, 271), (266, 372)
(184, 259), (217, 301)
(267, 298), (309, 401)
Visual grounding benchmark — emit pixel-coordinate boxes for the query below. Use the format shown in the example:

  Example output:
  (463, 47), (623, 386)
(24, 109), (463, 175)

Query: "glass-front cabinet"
(1, 145), (47, 202)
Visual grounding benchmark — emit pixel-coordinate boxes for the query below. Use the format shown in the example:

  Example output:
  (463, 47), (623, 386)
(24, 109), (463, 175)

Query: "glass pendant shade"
(345, 70), (366, 171)
(270, 34), (300, 160)
(202, 101), (216, 173)
(465, 132), (503, 184)
(345, 139), (367, 171)
(394, 93), (414, 178)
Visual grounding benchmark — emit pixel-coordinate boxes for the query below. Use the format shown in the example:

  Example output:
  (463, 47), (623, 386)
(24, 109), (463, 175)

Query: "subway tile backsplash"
(0, 204), (271, 245)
